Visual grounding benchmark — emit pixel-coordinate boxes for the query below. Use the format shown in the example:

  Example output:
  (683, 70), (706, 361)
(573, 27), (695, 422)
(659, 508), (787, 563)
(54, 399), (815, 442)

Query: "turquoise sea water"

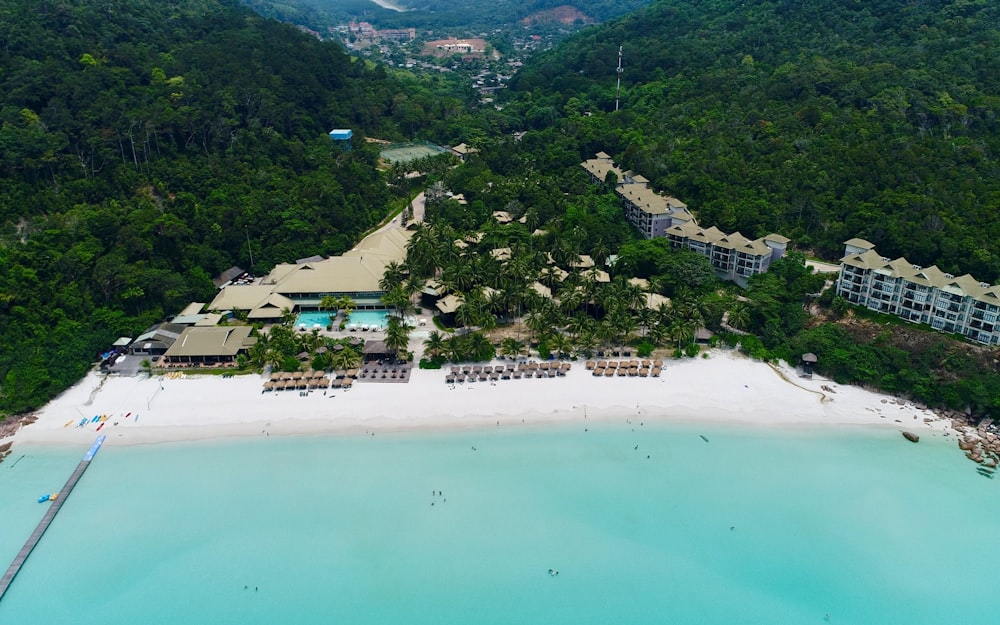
(0, 421), (997, 624)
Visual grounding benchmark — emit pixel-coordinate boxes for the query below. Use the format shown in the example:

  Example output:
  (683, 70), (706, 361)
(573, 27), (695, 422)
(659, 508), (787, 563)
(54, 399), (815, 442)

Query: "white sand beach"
(10, 350), (952, 447)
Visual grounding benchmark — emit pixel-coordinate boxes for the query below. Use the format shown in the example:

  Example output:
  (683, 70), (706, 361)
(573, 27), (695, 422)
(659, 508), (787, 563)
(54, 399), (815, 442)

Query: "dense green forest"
(0, 0), (471, 414)
(416, 0), (1000, 419)
(6, 0), (1000, 422)
(247, 0), (654, 31)
(506, 0), (1000, 280)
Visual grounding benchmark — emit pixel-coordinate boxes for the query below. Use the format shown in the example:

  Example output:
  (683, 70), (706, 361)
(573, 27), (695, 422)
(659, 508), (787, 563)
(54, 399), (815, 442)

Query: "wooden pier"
(0, 435), (106, 602)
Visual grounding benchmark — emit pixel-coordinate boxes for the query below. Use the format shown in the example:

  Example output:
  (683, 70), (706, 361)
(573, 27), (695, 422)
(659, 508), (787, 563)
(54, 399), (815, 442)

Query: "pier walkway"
(0, 435), (106, 602)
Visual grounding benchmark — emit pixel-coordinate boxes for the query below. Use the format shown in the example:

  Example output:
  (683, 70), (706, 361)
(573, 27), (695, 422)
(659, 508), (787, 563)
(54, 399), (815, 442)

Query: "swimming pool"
(295, 311), (337, 328)
(348, 310), (390, 329)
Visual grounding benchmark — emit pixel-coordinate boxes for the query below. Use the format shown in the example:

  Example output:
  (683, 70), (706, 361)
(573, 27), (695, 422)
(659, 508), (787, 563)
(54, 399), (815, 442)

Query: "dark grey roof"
(213, 266), (245, 288)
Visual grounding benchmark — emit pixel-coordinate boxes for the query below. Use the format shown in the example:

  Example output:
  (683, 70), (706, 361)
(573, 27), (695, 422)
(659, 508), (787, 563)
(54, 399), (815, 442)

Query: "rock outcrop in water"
(902, 431), (920, 443)
(950, 414), (1000, 469)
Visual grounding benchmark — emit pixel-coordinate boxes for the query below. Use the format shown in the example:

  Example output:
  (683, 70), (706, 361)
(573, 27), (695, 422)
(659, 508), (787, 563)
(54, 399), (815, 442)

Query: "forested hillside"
(245, 0), (654, 31)
(0, 0), (469, 414)
(506, 0), (1000, 279)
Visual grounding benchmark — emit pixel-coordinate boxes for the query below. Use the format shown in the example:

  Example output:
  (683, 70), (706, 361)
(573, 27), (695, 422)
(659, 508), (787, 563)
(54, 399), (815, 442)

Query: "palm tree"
(384, 316), (412, 362)
(440, 259), (476, 293)
(331, 347), (361, 370)
(467, 332), (495, 362)
(525, 306), (552, 345)
(591, 240), (611, 269)
(319, 294), (340, 326)
(379, 261), (406, 293)
(575, 328), (599, 357)
(637, 306), (655, 338)
(247, 338), (269, 369)
(669, 319), (695, 348)
(382, 286), (414, 319)
(454, 297), (478, 330)
(423, 331), (446, 359)
(551, 332), (573, 360)
(447, 335), (465, 362)
(499, 337), (526, 359)
(303, 329), (322, 352)
(280, 307), (297, 327)
(727, 302), (750, 331)
(336, 296), (355, 322)
(606, 310), (637, 346)
(319, 294), (339, 312)
(564, 313), (590, 341)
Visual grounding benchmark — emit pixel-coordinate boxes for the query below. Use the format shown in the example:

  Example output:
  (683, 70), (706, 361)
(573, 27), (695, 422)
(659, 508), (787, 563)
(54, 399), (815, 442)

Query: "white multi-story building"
(836, 238), (1000, 345)
(581, 153), (789, 285)
(665, 221), (789, 287)
(581, 153), (695, 239)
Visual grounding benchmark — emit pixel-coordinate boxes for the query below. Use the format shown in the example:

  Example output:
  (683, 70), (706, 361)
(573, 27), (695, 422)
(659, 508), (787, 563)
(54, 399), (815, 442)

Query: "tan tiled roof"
(844, 237), (876, 249)
(531, 282), (552, 299)
(163, 326), (256, 358)
(842, 245), (1000, 303)
(581, 155), (623, 183)
(436, 293), (463, 314)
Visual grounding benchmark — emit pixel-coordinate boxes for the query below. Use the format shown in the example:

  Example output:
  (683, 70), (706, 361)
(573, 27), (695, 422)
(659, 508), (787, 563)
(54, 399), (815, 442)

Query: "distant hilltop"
(521, 5), (594, 26)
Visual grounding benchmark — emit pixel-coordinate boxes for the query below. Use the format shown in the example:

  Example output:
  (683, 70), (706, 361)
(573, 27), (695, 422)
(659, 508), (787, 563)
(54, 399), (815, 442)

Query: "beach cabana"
(801, 353), (818, 377)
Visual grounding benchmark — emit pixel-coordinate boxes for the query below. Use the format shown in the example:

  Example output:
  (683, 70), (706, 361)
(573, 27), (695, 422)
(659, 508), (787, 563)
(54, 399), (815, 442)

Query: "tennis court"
(380, 142), (448, 164)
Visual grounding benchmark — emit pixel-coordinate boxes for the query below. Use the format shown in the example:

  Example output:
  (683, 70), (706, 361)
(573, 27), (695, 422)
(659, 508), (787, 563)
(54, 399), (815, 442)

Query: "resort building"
(450, 143), (478, 162)
(581, 152), (695, 239)
(209, 229), (412, 321)
(160, 326), (257, 366)
(666, 222), (789, 287)
(128, 322), (186, 357)
(836, 239), (1000, 345)
(582, 152), (789, 285)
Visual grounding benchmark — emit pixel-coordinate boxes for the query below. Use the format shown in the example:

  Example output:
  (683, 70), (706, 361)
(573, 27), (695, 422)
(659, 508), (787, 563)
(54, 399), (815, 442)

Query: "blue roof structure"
(329, 129), (353, 140)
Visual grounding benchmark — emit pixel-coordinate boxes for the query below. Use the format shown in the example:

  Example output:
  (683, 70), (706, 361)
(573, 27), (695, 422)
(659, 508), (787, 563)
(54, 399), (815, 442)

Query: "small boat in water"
(37, 493), (57, 503)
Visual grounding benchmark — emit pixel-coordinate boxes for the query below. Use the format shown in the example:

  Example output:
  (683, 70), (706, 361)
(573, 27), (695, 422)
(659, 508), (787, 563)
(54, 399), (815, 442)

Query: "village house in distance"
(837, 239), (1000, 345)
(582, 153), (789, 286)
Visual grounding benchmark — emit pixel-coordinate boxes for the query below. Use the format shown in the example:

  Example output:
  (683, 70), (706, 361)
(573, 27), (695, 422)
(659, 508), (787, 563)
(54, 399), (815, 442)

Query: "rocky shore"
(948, 411), (1000, 469)
(0, 413), (37, 463)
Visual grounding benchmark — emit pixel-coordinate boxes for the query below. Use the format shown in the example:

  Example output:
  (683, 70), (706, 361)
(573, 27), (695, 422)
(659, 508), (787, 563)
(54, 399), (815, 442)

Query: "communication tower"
(615, 46), (623, 111)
